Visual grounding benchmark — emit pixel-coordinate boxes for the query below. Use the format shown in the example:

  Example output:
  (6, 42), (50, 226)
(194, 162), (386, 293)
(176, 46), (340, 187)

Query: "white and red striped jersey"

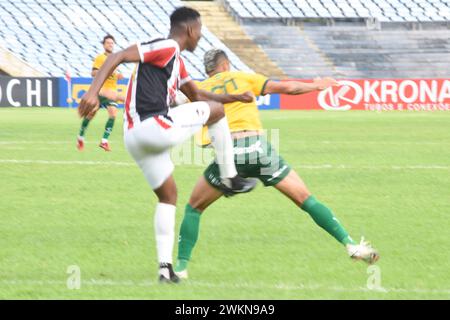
(124, 38), (191, 129)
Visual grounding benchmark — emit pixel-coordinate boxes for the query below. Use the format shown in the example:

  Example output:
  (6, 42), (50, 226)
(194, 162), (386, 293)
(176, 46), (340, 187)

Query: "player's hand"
(236, 91), (254, 103)
(78, 92), (99, 118)
(313, 77), (340, 90)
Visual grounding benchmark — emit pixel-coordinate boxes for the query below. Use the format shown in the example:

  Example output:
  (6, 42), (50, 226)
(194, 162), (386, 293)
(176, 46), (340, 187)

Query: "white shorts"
(124, 101), (210, 190)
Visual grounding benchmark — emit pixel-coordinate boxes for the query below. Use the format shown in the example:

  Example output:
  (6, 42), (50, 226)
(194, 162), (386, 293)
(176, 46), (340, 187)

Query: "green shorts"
(204, 135), (291, 189)
(99, 96), (118, 109)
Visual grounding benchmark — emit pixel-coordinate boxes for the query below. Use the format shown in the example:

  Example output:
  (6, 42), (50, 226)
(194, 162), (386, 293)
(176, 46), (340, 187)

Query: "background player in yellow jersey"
(175, 49), (379, 279)
(77, 34), (125, 151)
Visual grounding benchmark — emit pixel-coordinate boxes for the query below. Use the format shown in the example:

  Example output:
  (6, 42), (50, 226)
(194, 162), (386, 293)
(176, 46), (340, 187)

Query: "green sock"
(103, 118), (115, 140)
(176, 204), (202, 271)
(301, 195), (356, 246)
(79, 118), (90, 137)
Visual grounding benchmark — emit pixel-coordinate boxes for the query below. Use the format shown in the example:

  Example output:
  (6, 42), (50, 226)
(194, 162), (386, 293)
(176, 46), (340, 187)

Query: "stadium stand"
(301, 25), (450, 78)
(0, 0), (251, 78)
(0, 45), (44, 76)
(219, 0), (450, 78)
(186, 1), (286, 79)
(222, 0), (450, 22)
(242, 21), (336, 78)
(1, 0), (448, 79)
(243, 21), (450, 78)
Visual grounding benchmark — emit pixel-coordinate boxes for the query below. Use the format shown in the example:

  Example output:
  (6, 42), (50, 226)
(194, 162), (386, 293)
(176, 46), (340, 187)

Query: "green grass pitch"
(0, 107), (449, 299)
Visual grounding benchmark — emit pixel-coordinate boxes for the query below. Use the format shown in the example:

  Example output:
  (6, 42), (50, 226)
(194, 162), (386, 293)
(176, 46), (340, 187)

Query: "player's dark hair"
(102, 34), (115, 44)
(170, 7), (201, 28)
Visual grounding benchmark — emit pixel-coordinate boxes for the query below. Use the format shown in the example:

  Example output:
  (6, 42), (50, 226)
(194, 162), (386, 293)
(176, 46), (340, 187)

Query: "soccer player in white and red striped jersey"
(78, 7), (256, 283)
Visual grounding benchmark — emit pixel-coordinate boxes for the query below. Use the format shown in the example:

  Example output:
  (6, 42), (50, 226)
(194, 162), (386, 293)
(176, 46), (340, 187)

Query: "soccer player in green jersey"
(175, 49), (379, 279)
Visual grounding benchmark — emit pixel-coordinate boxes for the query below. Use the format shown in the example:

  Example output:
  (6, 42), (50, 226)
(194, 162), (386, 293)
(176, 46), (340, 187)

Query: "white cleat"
(175, 269), (189, 280)
(346, 237), (380, 264)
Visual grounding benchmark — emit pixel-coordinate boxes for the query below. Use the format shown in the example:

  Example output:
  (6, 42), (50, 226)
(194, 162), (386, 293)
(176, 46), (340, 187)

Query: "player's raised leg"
(204, 101), (258, 193)
(168, 100), (257, 194)
(125, 100), (254, 283)
(274, 170), (379, 264)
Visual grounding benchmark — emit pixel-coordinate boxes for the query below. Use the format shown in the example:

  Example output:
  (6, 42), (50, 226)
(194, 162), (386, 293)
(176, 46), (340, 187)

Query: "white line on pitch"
(297, 164), (450, 170)
(319, 140), (450, 145)
(0, 140), (449, 145)
(0, 141), (119, 145)
(0, 141), (71, 145)
(0, 159), (134, 166)
(0, 159), (449, 170)
(1, 279), (449, 295)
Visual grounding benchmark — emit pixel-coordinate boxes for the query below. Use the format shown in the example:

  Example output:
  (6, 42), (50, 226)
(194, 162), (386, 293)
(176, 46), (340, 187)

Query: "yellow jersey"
(92, 53), (119, 91)
(196, 71), (269, 146)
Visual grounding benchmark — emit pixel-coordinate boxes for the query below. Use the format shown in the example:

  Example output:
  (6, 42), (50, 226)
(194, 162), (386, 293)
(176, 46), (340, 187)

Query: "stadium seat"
(0, 0), (251, 78)
(242, 16), (450, 79)
(223, 0), (450, 21)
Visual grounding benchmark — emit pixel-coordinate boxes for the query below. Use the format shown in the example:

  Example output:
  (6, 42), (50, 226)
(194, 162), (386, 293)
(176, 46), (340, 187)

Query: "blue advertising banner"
(58, 77), (280, 109)
(256, 93), (280, 110)
(58, 77), (128, 107)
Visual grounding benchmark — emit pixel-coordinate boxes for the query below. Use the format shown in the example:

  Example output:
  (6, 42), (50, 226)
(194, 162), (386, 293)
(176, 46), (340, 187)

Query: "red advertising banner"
(280, 79), (450, 111)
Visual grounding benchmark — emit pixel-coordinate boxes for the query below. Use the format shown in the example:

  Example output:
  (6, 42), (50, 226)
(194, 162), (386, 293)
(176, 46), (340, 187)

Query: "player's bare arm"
(263, 77), (339, 95)
(91, 69), (124, 103)
(93, 68), (122, 80)
(78, 45), (140, 117)
(180, 80), (254, 104)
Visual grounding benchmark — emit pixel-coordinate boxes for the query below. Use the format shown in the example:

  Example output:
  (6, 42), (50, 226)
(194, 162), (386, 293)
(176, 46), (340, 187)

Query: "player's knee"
(108, 107), (118, 118)
(206, 101), (225, 124)
(190, 204), (205, 213)
(297, 190), (312, 207)
(155, 185), (178, 205)
(188, 192), (208, 212)
(157, 192), (177, 205)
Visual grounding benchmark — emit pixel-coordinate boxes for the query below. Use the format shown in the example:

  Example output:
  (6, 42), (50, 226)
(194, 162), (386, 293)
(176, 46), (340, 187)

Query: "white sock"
(154, 202), (176, 264)
(208, 117), (237, 178)
(101, 138), (108, 144)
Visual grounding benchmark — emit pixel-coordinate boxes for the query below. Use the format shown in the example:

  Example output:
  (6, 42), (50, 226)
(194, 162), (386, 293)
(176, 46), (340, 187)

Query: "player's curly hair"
(170, 7), (200, 28)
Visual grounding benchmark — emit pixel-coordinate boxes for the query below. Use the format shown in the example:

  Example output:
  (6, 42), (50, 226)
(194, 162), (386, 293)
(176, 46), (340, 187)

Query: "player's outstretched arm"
(78, 45), (140, 117)
(263, 77), (339, 95)
(180, 80), (254, 104)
